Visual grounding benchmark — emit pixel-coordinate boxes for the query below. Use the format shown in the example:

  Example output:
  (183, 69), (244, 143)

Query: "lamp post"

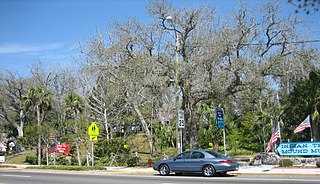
(164, 16), (183, 153)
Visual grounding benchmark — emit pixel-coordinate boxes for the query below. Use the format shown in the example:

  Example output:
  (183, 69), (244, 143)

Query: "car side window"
(176, 151), (191, 159)
(191, 151), (205, 159)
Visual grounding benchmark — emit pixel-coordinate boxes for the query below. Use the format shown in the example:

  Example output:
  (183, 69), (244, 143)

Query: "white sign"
(0, 156), (5, 163)
(178, 110), (185, 129)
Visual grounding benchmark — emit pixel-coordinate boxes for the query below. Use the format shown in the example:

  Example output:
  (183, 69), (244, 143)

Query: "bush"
(316, 159), (320, 168)
(94, 138), (130, 158)
(227, 149), (255, 156)
(126, 155), (142, 167)
(58, 158), (68, 165)
(279, 159), (293, 167)
(126, 156), (137, 167)
(94, 156), (110, 166)
(25, 155), (37, 165)
(71, 157), (78, 165)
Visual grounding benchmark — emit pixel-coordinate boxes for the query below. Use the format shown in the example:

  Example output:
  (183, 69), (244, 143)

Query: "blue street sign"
(276, 142), (320, 156)
(216, 108), (224, 129)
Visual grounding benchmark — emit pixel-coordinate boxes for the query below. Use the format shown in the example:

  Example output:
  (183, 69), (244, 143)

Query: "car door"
(184, 151), (205, 172)
(170, 151), (191, 172)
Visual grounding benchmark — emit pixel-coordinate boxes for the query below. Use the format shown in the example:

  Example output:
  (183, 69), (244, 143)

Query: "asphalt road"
(1, 170), (320, 184)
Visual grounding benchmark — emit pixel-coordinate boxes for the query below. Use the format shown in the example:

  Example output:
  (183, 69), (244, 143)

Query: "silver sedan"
(153, 150), (239, 177)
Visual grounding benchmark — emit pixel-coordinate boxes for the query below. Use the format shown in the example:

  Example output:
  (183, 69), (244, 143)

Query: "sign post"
(178, 110), (185, 153)
(88, 122), (99, 167)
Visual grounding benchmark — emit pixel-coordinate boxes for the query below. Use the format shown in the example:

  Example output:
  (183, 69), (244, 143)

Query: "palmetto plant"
(23, 86), (52, 165)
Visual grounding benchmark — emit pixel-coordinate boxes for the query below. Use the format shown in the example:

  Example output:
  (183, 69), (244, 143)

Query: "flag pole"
(310, 114), (313, 142)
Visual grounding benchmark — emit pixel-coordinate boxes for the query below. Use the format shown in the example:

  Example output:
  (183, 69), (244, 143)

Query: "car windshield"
(205, 150), (226, 158)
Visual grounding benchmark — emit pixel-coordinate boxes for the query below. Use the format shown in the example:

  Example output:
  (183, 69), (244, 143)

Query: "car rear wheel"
(202, 165), (215, 177)
(159, 164), (170, 176)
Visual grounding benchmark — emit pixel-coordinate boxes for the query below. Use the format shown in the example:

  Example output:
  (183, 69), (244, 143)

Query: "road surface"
(0, 170), (319, 184)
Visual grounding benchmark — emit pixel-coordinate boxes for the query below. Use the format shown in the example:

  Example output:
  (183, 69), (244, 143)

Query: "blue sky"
(0, 0), (319, 76)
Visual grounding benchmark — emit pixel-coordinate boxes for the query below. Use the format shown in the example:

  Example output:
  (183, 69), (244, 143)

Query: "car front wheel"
(202, 165), (215, 177)
(159, 164), (170, 176)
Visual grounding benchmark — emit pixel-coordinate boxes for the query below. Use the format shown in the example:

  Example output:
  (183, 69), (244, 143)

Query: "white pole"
(310, 114), (313, 142)
(46, 145), (49, 166)
(180, 129), (183, 153)
(223, 128), (227, 156)
(91, 141), (94, 167)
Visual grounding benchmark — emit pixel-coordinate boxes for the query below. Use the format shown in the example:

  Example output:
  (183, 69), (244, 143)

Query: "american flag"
(294, 115), (311, 133)
(265, 123), (281, 152)
(47, 143), (57, 154)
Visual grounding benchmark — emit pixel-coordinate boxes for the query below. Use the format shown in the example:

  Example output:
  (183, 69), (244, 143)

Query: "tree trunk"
(18, 110), (24, 137)
(10, 109), (24, 137)
(84, 142), (90, 166)
(132, 103), (157, 156)
(103, 106), (109, 140)
(189, 120), (199, 150)
(312, 123), (319, 141)
(17, 126), (23, 137)
(36, 105), (41, 166)
(186, 101), (199, 150)
(76, 141), (82, 166)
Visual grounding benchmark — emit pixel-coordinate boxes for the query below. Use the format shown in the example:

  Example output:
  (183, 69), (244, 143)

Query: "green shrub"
(279, 159), (293, 167)
(25, 155), (37, 165)
(94, 138), (130, 158)
(58, 158), (68, 165)
(116, 154), (129, 166)
(316, 159), (320, 168)
(94, 156), (110, 166)
(126, 156), (137, 167)
(71, 157), (78, 165)
(227, 149), (255, 156)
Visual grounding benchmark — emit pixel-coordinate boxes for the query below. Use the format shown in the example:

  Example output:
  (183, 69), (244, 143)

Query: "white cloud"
(0, 42), (68, 54)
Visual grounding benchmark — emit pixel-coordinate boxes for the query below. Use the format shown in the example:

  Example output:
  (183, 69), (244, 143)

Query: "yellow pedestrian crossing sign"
(88, 122), (99, 136)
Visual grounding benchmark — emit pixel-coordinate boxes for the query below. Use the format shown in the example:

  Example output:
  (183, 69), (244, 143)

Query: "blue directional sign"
(216, 108), (224, 129)
(276, 142), (320, 156)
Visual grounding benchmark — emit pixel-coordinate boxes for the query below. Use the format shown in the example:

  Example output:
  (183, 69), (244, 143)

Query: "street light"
(164, 16), (183, 153)
(165, 16), (173, 22)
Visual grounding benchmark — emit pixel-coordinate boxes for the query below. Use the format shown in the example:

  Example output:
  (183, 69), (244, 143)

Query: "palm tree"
(64, 93), (85, 119)
(64, 92), (85, 166)
(23, 86), (52, 165)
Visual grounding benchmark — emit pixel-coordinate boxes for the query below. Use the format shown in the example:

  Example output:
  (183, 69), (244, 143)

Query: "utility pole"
(175, 33), (181, 153)
(163, 15), (182, 154)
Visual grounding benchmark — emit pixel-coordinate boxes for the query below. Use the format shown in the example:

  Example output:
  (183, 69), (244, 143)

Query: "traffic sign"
(55, 144), (70, 154)
(216, 108), (224, 129)
(178, 110), (185, 129)
(88, 122), (100, 136)
(276, 141), (320, 156)
(90, 136), (98, 141)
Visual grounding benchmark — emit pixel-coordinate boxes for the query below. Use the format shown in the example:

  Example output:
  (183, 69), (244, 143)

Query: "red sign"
(55, 144), (70, 154)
